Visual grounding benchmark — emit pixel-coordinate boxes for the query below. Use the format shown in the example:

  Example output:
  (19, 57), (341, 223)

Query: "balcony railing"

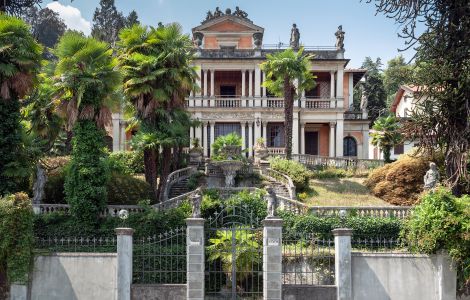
(186, 96), (343, 109)
(344, 111), (368, 120)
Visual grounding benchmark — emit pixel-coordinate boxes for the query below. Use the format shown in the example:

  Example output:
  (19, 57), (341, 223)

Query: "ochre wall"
(238, 36), (253, 49)
(204, 36), (218, 49)
(343, 73), (350, 109)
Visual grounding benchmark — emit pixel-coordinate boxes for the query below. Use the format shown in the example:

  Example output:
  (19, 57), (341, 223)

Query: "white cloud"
(47, 2), (91, 36)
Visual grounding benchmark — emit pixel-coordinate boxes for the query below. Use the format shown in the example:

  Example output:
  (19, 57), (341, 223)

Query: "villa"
(111, 8), (370, 159)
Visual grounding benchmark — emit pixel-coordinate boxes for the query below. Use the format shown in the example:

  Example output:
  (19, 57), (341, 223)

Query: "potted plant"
(189, 138), (204, 163)
(254, 137), (269, 165)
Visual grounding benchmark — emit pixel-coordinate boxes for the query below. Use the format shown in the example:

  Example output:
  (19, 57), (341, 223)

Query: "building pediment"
(193, 14), (264, 34)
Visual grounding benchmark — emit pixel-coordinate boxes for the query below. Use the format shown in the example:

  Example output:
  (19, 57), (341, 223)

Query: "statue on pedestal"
(335, 25), (345, 50)
(424, 162), (440, 190)
(360, 89), (368, 112)
(190, 189), (202, 218)
(265, 187), (277, 218)
(290, 23), (300, 49)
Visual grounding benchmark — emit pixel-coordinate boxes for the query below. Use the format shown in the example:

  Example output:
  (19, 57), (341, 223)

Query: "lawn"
(302, 177), (392, 207)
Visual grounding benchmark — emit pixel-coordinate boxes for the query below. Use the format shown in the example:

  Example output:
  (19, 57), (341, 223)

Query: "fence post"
(332, 228), (353, 300)
(263, 217), (283, 300)
(186, 218), (205, 300)
(115, 228), (134, 300)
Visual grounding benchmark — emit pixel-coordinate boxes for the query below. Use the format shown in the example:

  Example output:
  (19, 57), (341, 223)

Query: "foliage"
(312, 168), (349, 180)
(383, 55), (414, 107)
(279, 210), (403, 240)
(64, 121), (110, 226)
(0, 0), (40, 16)
(370, 115), (402, 163)
(211, 133), (244, 161)
(207, 228), (261, 286)
(369, 0), (470, 195)
(0, 193), (34, 284)
(108, 151), (144, 175)
(269, 157), (314, 191)
(124, 10), (139, 27)
(187, 171), (204, 191)
(91, 0), (126, 44)
(23, 7), (67, 48)
(261, 48), (315, 159)
(401, 188), (470, 293)
(0, 14), (42, 196)
(365, 155), (429, 206)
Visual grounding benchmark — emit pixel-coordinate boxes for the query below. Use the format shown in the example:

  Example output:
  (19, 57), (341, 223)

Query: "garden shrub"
(0, 193), (34, 284)
(401, 188), (470, 294)
(365, 155), (429, 205)
(269, 157), (314, 191)
(312, 168), (349, 180)
(211, 133), (244, 161)
(108, 151), (144, 175)
(42, 156), (70, 176)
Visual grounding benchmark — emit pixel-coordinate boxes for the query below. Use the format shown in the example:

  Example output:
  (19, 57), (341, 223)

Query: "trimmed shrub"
(365, 155), (429, 205)
(269, 157), (314, 191)
(0, 193), (34, 284)
(401, 188), (470, 294)
(108, 151), (144, 175)
(312, 168), (349, 179)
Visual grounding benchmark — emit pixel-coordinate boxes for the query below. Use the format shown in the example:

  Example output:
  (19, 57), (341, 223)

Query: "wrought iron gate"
(205, 204), (263, 299)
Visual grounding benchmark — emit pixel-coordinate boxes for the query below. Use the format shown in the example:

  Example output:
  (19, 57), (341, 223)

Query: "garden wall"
(351, 252), (456, 300)
(29, 253), (117, 300)
(282, 285), (336, 300)
(131, 284), (186, 300)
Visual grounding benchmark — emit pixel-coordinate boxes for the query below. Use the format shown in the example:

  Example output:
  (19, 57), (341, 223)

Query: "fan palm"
(261, 48), (315, 159)
(370, 115), (402, 163)
(53, 31), (121, 224)
(118, 23), (198, 200)
(0, 14), (42, 195)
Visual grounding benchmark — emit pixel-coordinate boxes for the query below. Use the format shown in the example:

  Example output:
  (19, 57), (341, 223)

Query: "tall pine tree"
(125, 10), (140, 27)
(91, 0), (125, 44)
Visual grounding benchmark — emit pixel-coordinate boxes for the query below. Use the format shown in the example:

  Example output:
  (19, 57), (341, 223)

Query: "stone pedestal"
(115, 228), (134, 300)
(333, 228), (352, 300)
(263, 218), (283, 300)
(186, 218), (205, 300)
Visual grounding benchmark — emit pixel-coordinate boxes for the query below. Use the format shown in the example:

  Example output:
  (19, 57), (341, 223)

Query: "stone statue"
(335, 25), (345, 50)
(424, 162), (440, 190)
(205, 10), (213, 22)
(190, 189), (202, 218)
(290, 23), (300, 49)
(253, 32), (263, 49)
(265, 187), (277, 218)
(32, 164), (46, 204)
(233, 6), (248, 18)
(193, 32), (204, 48)
(360, 89), (368, 111)
(213, 7), (222, 17)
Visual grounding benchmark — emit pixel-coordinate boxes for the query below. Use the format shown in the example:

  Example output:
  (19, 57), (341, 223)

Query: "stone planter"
(189, 148), (203, 163)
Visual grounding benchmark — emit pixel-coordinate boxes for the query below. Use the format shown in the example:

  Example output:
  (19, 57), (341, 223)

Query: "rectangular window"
(394, 143), (404, 155)
(267, 123), (285, 147)
(214, 123), (241, 139)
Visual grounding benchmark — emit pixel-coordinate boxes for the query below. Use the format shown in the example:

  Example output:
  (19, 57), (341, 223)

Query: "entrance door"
(305, 132), (319, 155)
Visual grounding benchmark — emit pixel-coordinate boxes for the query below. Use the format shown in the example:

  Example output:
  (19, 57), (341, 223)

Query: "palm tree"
(0, 14), (42, 195)
(53, 31), (121, 224)
(261, 48), (315, 159)
(118, 23), (198, 201)
(370, 115), (402, 163)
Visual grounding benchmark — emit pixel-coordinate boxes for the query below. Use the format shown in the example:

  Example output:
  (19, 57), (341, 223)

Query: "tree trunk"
(144, 148), (159, 200)
(158, 147), (172, 201)
(172, 145), (179, 171)
(65, 130), (73, 154)
(283, 76), (294, 160)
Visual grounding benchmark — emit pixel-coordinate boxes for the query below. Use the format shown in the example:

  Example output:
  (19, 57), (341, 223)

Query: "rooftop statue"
(202, 7), (251, 24)
(290, 23), (300, 49)
(233, 6), (248, 18)
(213, 7), (222, 17)
(335, 25), (345, 50)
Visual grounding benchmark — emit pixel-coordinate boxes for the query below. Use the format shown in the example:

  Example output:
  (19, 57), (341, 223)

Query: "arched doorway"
(343, 136), (357, 157)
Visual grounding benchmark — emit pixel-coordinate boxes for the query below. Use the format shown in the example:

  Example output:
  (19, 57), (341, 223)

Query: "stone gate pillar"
(115, 228), (134, 300)
(333, 228), (353, 300)
(186, 218), (205, 300)
(263, 218), (283, 300)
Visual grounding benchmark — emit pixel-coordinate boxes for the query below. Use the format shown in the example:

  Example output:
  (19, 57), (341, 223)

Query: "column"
(241, 70), (246, 97)
(189, 126), (195, 145)
(332, 228), (352, 300)
(262, 71), (266, 97)
(336, 68), (344, 99)
(330, 71), (335, 99)
(115, 228), (134, 300)
(248, 69), (253, 97)
(292, 115), (299, 155)
(196, 67), (201, 97)
(195, 118), (202, 149)
(263, 218), (283, 300)
(203, 69), (208, 97)
(112, 113), (121, 152)
(362, 129), (369, 159)
(210, 122), (215, 156)
(254, 112), (261, 148)
(203, 122), (208, 157)
(255, 66), (261, 107)
(262, 122), (268, 141)
(335, 119), (344, 157)
(300, 122), (305, 155)
(210, 69), (215, 97)
(241, 121), (246, 151)
(120, 119), (126, 150)
(186, 218), (205, 300)
(248, 122), (253, 157)
(329, 122), (336, 157)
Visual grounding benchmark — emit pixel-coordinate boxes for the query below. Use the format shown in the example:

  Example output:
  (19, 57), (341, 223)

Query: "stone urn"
(213, 160), (244, 188)
(254, 138), (269, 165)
(189, 138), (203, 163)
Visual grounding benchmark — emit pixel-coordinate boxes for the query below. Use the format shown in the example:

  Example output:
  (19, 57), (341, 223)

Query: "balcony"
(185, 96), (343, 110)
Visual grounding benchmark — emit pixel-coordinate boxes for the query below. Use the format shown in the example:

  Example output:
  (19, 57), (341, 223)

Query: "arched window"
(343, 136), (357, 157)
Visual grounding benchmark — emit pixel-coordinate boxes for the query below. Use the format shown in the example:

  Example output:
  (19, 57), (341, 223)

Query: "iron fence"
(282, 232), (335, 285)
(132, 227), (186, 284)
(34, 236), (117, 253)
(351, 235), (409, 253)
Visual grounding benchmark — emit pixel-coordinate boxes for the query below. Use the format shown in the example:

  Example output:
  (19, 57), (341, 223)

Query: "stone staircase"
(169, 178), (190, 199)
(264, 176), (291, 198)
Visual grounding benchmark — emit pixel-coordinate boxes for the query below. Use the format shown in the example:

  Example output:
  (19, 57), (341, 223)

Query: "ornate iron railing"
(35, 236), (117, 253)
(351, 235), (409, 253)
(282, 232), (335, 285)
(133, 227), (186, 284)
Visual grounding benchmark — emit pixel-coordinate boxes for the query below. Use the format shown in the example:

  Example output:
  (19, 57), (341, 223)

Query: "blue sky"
(43, 0), (416, 68)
